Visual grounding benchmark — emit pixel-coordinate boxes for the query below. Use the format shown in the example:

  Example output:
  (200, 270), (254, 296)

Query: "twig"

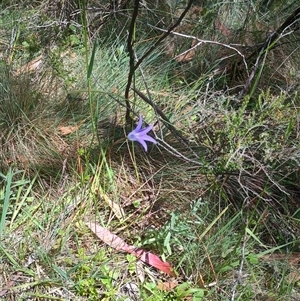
(125, 0), (140, 123)
(231, 210), (248, 301)
(133, 0), (195, 72)
(246, 6), (300, 65)
(148, 24), (249, 76)
(156, 138), (203, 166)
(242, 153), (290, 195)
(133, 51), (164, 139)
(238, 6), (300, 97)
(132, 87), (189, 145)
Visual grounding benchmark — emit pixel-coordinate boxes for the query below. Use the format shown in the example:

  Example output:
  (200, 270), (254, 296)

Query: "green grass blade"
(0, 242), (19, 266)
(10, 173), (37, 226)
(0, 168), (13, 236)
(198, 206), (229, 240)
(87, 42), (97, 80)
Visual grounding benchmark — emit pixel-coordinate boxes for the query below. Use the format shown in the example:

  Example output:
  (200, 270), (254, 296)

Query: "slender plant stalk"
(125, 0), (140, 123)
(80, 0), (99, 143)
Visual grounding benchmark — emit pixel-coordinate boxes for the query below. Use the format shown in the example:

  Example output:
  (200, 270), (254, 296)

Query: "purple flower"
(127, 116), (157, 151)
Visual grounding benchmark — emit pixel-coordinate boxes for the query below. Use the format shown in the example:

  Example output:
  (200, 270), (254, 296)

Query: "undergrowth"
(0, 1), (300, 300)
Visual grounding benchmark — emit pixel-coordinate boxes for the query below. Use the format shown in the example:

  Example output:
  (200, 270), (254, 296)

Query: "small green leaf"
(164, 231), (172, 255)
(247, 253), (259, 265)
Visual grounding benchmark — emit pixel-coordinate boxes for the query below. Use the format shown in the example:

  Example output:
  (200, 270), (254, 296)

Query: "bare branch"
(149, 24), (249, 75)
(239, 6), (300, 96)
(133, 0), (195, 72)
(125, 0), (140, 123)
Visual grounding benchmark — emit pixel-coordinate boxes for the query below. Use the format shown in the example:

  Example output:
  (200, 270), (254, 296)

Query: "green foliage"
(141, 281), (205, 301)
(0, 168), (32, 236)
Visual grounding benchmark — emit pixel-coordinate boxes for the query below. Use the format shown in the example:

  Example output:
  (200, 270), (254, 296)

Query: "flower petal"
(138, 139), (148, 152)
(127, 116), (157, 152)
(136, 116), (143, 131)
(142, 135), (157, 144)
(135, 124), (154, 135)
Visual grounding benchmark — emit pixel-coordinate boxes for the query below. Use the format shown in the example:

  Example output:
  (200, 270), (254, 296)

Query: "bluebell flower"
(127, 116), (157, 152)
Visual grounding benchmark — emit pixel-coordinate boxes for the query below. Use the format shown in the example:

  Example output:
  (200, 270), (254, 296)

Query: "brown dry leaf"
(85, 222), (134, 252)
(85, 222), (176, 277)
(58, 119), (86, 136)
(157, 280), (178, 291)
(288, 270), (300, 284)
(14, 55), (43, 75)
(215, 19), (231, 37)
(58, 125), (80, 136)
(17, 155), (28, 168)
